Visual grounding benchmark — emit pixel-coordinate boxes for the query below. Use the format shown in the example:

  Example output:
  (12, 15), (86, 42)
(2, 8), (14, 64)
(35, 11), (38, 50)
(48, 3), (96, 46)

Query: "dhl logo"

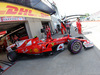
(0, 2), (51, 19)
(5, 5), (49, 17)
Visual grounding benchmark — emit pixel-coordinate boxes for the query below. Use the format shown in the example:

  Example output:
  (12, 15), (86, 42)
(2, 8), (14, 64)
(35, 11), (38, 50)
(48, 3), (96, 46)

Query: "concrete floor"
(0, 52), (8, 61)
(2, 22), (100, 75)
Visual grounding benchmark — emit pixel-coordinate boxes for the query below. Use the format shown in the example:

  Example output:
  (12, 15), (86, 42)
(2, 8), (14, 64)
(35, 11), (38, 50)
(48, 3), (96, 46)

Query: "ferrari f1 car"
(6, 35), (94, 62)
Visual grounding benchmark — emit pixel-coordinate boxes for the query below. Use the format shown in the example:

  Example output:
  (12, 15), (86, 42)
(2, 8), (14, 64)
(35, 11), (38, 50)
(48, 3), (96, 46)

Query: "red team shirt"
(76, 21), (82, 34)
(76, 21), (81, 28)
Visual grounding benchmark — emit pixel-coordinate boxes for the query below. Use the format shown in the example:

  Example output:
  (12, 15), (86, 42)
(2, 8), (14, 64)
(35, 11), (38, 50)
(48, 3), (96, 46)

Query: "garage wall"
(25, 18), (42, 39)
(25, 17), (55, 39)
(25, 21), (32, 38)
(50, 21), (55, 32)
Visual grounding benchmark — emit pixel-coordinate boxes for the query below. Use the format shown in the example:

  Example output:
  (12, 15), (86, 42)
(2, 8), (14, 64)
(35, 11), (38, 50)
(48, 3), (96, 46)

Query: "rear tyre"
(68, 39), (82, 54)
(7, 52), (17, 62)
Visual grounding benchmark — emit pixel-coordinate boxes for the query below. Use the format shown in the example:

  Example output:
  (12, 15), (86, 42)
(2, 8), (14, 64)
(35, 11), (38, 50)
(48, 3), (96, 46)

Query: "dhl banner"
(0, 2), (51, 19)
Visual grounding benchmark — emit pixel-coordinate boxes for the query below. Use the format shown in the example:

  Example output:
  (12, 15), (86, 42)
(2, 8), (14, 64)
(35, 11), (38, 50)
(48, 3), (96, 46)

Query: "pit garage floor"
(2, 22), (100, 75)
(0, 52), (8, 61)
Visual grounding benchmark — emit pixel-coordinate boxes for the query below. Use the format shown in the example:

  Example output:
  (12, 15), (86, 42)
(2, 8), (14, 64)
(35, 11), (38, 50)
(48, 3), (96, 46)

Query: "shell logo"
(33, 48), (39, 53)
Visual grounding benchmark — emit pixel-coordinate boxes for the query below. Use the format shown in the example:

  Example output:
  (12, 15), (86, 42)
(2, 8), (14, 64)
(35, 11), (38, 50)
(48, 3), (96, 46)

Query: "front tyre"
(7, 52), (17, 62)
(68, 39), (82, 54)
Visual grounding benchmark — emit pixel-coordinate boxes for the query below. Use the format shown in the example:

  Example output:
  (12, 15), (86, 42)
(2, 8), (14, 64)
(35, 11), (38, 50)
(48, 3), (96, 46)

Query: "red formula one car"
(6, 35), (94, 62)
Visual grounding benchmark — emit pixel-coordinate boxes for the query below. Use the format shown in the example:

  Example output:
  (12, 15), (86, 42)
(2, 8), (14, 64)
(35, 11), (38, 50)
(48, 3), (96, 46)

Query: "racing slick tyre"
(67, 39), (82, 54)
(7, 52), (17, 62)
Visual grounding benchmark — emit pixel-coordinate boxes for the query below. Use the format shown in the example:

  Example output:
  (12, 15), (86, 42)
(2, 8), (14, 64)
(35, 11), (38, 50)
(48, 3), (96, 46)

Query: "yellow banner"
(0, 2), (51, 19)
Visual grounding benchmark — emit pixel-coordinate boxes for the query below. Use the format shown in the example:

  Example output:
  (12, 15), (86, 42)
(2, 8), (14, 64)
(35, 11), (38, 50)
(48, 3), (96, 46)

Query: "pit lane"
(2, 21), (100, 75)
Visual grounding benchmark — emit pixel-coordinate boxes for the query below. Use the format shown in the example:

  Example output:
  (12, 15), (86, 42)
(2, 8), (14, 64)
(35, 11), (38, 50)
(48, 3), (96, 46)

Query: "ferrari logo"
(51, 42), (54, 46)
(25, 41), (27, 44)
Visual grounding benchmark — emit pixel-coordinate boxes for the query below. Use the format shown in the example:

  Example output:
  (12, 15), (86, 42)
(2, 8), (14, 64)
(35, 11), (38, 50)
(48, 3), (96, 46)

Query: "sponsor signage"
(0, 18), (1, 22)
(0, 2), (51, 19)
(0, 17), (26, 22)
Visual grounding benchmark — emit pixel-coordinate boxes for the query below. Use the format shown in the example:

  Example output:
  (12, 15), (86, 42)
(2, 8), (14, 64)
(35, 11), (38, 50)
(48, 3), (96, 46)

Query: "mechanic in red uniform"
(61, 22), (67, 35)
(76, 18), (82, 34)
(14, 35), (19, 42)
(45, 26), (52, 41)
